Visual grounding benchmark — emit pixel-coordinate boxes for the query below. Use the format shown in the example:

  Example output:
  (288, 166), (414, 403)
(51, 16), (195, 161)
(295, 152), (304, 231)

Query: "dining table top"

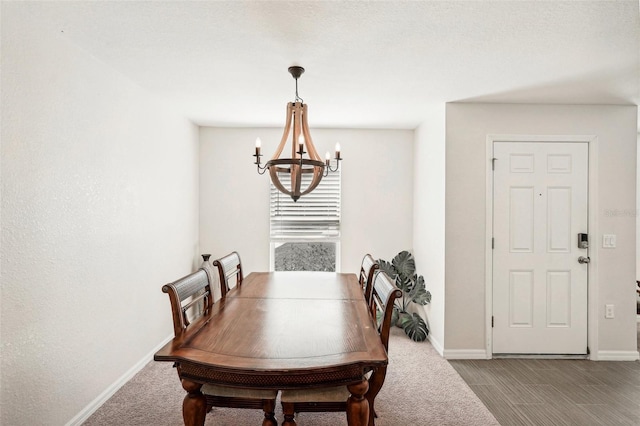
(154, 271), (388, 387)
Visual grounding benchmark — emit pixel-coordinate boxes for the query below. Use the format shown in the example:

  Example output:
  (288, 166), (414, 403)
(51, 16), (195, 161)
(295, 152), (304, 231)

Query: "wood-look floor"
(449, 326), (640, 425)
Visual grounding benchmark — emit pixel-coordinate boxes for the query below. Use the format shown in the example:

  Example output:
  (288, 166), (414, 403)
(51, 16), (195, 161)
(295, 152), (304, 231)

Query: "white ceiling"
(22, 1), (640, 129)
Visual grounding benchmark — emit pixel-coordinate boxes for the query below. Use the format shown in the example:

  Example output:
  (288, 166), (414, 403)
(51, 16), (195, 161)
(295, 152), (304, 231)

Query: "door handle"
(578, 256), (590, 264)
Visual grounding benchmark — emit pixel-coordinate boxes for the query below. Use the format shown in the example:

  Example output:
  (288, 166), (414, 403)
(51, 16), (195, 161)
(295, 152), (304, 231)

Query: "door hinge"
(492, 158), (497, 170)
(491, 316), (494, 328)
(492, 238), (494, 249)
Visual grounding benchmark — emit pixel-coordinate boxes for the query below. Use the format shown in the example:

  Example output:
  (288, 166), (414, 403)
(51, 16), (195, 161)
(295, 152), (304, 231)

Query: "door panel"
(509, 270), (534, 327)
(493, 142), (588, 354)
(510, 187), (534, 252)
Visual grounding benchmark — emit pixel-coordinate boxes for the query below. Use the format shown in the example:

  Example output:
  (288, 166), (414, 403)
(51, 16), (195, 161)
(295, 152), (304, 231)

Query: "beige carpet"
(84, 327), (498, 425)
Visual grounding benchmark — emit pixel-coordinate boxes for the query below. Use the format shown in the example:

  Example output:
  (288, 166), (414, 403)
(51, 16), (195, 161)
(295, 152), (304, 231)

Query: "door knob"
(578, 256), (590, 264)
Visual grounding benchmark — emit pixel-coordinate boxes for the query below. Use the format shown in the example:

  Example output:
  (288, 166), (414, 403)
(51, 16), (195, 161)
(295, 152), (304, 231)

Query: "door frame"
(484, 134), (599, 359)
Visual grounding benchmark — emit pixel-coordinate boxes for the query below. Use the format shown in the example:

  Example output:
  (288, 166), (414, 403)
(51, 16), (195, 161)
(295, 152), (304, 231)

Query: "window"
(270, 168), (341, 271)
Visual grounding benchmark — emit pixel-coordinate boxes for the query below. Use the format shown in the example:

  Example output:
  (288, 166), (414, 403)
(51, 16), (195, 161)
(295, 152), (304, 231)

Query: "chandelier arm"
(313, 167), (324, 190)
(269, 167), (292, 196)
(291, 103), (302, 159)
(271, 103), (294, 161)
(292, 163), (303, 200)
(300, 104), (322, 162)
(299, 166), (324, 196)
(326, 159), (341, 173)
(299, 102), (324, 195)
(256, 163), (269, 175)
(290, 105), (303, 199)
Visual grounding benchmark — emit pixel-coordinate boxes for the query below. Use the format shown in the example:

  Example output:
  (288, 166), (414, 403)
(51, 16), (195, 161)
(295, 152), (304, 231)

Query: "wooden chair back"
(161, 258), (278, 424)
(370, 270), (402, 350)
(213, 251), (244, 298)
(162, 268), (214, 337)
(359, 254), (379, 307)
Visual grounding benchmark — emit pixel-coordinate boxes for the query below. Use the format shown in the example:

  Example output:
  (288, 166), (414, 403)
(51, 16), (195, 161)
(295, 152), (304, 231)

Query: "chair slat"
(169, 269), (209, 302)
(359, 253), (379, 308)
(213, 251), (244, 297)
(181, 291), (210, 313)
(162, 268), (213, 337)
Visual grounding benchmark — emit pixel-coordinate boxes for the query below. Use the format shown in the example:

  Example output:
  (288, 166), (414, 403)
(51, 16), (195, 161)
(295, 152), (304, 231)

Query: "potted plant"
(378, 250), (431, 342)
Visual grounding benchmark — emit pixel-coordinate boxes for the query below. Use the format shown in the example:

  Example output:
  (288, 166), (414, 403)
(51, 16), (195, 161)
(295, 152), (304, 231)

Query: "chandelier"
(254, 66), (341, 202)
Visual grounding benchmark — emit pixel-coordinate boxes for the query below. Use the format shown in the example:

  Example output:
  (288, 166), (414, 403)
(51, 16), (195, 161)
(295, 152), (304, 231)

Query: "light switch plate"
(603, 234), (616, 248)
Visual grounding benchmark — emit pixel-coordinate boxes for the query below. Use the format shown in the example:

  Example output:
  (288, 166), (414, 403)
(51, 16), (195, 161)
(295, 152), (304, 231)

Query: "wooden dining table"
(154, 271), (388, 426)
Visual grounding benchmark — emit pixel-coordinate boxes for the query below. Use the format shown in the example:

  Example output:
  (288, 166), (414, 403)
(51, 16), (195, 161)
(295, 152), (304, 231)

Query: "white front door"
(492, 142), (588, 354)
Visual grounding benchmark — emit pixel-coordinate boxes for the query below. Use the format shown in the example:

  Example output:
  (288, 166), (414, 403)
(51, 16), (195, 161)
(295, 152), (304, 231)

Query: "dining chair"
(359, 253), (380, 309)
(161, 266), (278, 426)
(280, 270), (402, 426)
(213, 251), (243, 297)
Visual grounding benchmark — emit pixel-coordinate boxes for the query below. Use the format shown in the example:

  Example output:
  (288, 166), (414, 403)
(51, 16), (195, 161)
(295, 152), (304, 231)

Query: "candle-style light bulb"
(298, 135), (305, 154)
(335, 142), (341, 159)
(255, 137), (262, 160)
(325, 151), (331, 166)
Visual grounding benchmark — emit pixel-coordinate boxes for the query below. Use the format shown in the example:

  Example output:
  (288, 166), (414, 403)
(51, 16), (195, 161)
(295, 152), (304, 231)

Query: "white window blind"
(270, 169), (341, 240)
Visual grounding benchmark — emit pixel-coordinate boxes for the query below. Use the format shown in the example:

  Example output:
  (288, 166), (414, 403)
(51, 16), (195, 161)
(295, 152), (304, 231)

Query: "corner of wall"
(412, 106), (446, 352)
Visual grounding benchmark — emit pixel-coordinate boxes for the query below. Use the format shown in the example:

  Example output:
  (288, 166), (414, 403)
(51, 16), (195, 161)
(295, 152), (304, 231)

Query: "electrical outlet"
(605, 304), (615, 319)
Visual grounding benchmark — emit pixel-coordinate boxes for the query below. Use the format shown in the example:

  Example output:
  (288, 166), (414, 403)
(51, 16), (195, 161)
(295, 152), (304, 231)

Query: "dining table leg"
(346, 378), (370, 426)
(181, 379), (207, 426)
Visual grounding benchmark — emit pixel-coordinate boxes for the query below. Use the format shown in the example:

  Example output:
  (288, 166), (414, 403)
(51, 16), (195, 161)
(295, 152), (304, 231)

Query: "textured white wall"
(445, 103), (638, 354)
(1, 6), (199, 425)
(199, 127), (414, 276)
(413, 105), (446, 354)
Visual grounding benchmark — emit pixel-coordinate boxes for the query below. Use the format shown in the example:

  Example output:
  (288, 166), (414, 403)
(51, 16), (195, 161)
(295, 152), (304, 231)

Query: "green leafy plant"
(378, 250), (431, 342)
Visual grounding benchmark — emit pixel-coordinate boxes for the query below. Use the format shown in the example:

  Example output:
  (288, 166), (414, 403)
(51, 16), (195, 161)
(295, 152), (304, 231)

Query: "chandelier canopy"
(254, 66), (341, 202)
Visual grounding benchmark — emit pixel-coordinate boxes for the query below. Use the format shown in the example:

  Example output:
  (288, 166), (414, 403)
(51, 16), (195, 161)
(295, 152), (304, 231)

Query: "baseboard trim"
(65, 333), (174, 426)
(428, 334), (444, 356)
(596, 350), (640, 361)
(443, 349), (489, 360)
